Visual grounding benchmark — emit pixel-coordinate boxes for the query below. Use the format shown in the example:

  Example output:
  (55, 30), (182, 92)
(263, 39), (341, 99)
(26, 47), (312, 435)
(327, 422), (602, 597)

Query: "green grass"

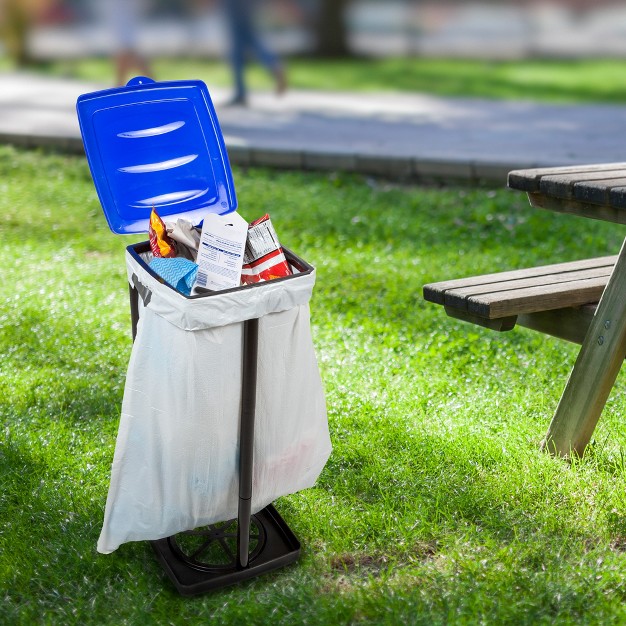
(4, 145), (626, 624)
(16, 55), (626, 104)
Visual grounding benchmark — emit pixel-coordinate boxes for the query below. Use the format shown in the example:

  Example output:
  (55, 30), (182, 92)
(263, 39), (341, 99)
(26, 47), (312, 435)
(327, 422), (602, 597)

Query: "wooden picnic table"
(508, 163), (626, 456)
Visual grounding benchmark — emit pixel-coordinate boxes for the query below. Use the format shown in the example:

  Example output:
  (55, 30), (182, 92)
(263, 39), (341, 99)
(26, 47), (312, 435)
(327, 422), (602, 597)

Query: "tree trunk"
(314, 0), (351, 58)
(2, 1), (29, 66)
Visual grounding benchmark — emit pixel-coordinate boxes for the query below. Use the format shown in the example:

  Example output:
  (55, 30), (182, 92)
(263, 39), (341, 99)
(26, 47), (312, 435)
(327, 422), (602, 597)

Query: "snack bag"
(166, 218), (201, 261)
(149, 208), (177, 258)
(241, 214), (292, 285)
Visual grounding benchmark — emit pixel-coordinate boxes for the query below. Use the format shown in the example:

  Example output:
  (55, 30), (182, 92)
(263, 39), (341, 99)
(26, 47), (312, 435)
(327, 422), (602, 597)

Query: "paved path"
(2, 71), (626, 185)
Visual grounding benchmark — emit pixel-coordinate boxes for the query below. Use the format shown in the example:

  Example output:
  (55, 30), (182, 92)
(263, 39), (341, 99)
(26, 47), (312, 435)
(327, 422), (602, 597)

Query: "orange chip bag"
(149, 208), (177, 258)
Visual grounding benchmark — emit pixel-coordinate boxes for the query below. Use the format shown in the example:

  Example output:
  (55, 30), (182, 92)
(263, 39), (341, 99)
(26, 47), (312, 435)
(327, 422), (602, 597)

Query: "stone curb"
(0, 131), (535, 186)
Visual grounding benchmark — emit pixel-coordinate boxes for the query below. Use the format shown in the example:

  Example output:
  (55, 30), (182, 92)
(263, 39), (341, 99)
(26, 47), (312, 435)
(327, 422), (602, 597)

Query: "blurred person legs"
(222, 0), (286, 106)
(109, 0), (152, 85)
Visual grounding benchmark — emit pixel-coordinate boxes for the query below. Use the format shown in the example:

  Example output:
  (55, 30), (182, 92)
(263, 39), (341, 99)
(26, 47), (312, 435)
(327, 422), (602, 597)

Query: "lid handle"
(126, 76), (156, 87)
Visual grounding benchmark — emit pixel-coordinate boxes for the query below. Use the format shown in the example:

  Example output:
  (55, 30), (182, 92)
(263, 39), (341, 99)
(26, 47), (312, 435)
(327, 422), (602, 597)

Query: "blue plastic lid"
(76, 77), (237, 234)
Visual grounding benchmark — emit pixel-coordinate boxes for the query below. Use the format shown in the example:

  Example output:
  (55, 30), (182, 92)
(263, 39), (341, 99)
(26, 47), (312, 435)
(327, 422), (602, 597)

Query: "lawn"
(3, 145), (626, 624)
(9, 55), (626, 104)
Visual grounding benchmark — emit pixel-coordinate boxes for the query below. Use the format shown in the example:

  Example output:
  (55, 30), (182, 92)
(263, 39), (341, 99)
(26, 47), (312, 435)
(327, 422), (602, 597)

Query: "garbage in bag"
(97, 248), (332, 554)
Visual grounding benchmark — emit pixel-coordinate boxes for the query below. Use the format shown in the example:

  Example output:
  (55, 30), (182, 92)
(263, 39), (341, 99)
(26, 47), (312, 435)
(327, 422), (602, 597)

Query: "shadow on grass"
(318, 399), (615, 552)
(1, 422), (170, 617)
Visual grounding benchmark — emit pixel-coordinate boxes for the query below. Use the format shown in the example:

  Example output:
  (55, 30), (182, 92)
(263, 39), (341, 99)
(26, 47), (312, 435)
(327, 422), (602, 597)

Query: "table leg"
(544, 237), (626, 456)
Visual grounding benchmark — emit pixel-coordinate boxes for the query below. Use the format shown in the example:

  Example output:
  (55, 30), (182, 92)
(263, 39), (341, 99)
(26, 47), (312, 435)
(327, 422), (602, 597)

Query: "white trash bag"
(97, 249), (332, 554)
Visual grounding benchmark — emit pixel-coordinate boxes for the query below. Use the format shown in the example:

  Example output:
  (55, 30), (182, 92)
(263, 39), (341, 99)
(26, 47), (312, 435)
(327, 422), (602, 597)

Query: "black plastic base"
(151, 504), (300, 596)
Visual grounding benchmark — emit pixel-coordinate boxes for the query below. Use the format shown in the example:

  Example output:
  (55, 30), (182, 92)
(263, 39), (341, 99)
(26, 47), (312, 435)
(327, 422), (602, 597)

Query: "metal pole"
(237, 317), (259, 568)
(129, 284), (139, 341)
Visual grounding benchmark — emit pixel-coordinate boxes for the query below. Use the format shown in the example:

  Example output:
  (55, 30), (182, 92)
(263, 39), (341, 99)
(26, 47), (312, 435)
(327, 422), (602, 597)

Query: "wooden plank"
(443, 307), (517, 332)
(444, 299), (596, 343)
(608, 186), (626, 209)
(422, 255), (617, 305)
(528, 192), (626, 224)
(507, 163), (626, 193)
(444, 264), (613, 313)
(544, 236), (626, 457)
(572, 177), (626, 205)
(517, 305), (596, 345)
(540, 171), (626, 201)
(467, 275), (608, 319)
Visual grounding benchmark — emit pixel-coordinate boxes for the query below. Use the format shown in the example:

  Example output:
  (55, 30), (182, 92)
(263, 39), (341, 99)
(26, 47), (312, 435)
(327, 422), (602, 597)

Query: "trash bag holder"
(77, 78), (329, 595)
(127, 241), (311, 595)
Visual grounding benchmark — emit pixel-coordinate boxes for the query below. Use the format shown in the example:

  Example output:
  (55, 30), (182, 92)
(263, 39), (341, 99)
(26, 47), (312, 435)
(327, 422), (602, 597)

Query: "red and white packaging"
(241, 214), (292, 285)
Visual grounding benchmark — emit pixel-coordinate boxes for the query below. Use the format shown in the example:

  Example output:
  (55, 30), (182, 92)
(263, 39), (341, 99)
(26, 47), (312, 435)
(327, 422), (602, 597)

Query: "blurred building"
(3, 0), (626, 64)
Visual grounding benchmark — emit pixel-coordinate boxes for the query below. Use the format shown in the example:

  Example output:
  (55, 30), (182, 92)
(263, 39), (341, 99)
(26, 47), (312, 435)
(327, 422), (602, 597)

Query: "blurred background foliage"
(2, 0), (626, 68)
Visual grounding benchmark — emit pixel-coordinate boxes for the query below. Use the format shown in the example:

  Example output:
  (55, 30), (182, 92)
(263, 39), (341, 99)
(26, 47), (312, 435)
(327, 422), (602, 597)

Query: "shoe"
(224, 95), (247, 107)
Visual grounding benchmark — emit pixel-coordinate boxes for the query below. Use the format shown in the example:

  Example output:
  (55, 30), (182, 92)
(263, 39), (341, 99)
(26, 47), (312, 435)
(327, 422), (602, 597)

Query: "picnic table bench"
(423, 163), (626, 457)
